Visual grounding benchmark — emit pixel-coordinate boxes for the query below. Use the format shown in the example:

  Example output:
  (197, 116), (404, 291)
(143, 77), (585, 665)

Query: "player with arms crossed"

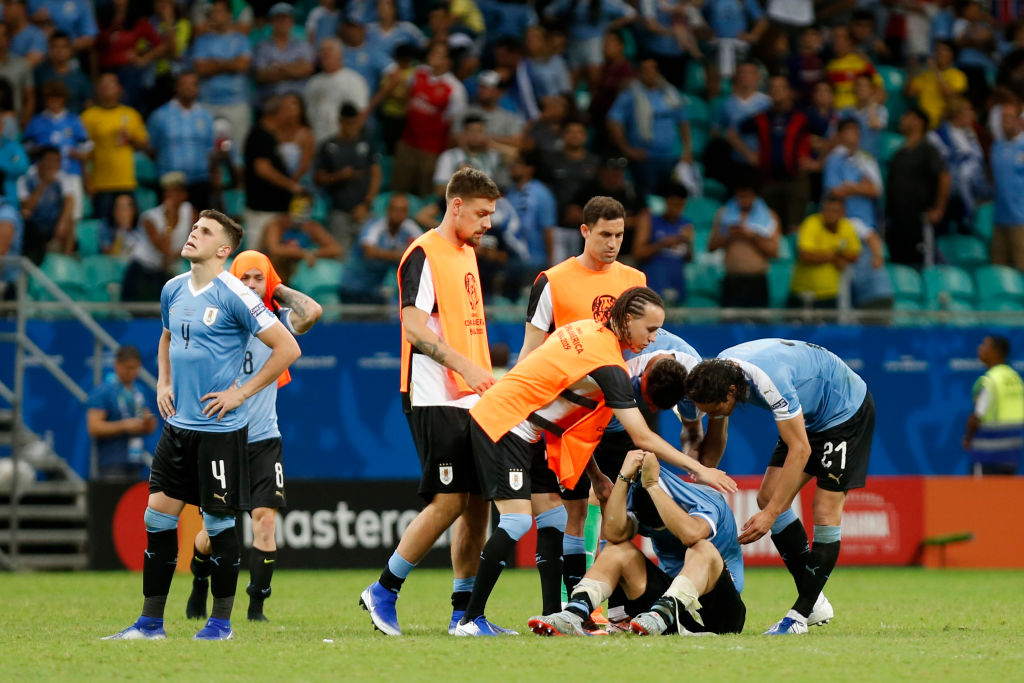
(519, 195), (646, 608)
(104, 210), (301, 641)
(528, 450), (745, 637)
(360, 168), (506, 636)
(453, 287), (737, 635)
(186, 250), (322, 622)
(685, 339), (875, 635)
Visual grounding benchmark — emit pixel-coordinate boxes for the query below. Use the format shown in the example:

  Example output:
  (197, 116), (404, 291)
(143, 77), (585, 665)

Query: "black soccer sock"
(247, 548), (276, 606)
(141, 529), (179, 619)
(535, 527), (564, 615)
(565, 591), (594, 620)
(463, 528), (517, 622)
(191, 543), (213, 581)
(770, 519), (812, 595)
(451, 591), (471, 612)
(562, 553), (586, 597)
(378, 567), (405, 594)
(208, 529), (241, 621)
(793, 533), (842, 617)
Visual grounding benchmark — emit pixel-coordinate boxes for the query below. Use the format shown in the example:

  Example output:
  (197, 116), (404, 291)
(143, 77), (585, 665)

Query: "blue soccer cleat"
(448, 609), (465, 635)
(359, 582), (401, 636)
(194, 617), (234, 640)
(764, 610), (809, 635)
(102, 616), (166, 640)
(453, 615), (519, 636)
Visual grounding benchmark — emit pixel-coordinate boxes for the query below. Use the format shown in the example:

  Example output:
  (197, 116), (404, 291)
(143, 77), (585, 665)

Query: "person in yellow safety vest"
(962, 335), (1024, 476)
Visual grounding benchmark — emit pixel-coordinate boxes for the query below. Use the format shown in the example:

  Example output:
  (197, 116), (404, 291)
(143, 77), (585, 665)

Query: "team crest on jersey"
(202, 307), (219, 326)
(591, 294), (617, 323)
(509, 469), (524, 491)
(465, 273), (480, 311)
(439, 464), (453, 485)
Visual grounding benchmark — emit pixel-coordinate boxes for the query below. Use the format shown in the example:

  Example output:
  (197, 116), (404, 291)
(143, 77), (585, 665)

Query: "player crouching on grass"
(528, 450), (745, 637)
(186, 251), (322, 623)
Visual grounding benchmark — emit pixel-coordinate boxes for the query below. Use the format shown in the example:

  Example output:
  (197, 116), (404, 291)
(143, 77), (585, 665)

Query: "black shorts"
(470, 419), (536, 501)
(769, 391), (875, 492)
(407, 405), (479, 501)
(610, 556), (746, 634)
(248, 437), (286, 509)
(528, 429), (637, 501)
(528, 439), (562, 495)
(149, 423), (250, 514)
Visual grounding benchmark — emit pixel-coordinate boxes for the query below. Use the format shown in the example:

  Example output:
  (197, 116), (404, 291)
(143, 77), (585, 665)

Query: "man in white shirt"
(305, 38), (370, 145)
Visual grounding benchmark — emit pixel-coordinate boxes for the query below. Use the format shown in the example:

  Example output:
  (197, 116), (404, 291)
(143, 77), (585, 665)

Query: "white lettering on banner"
(842, 511), (891, 538)
(24, 354), (64, 367)
(723, 489), (803, 559)
(950, 358), (985, 372)
(883, 356), (929, 372)
(356, 353), (403, 370)
(292, 356), (338, 370)
(244, 502), (450, 551)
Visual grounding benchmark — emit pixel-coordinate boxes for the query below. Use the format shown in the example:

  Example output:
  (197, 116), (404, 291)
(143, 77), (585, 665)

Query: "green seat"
(878, 65), (906, 93)
(974, 202), (994, 241)
(32, 254), (87, 300)
(703, 178), (727, 202)
(134, 152), (157, 187)
(684, 61), (707, 95)
(923, 265), (975, 309)
(311, 192), (329, 223)
(975, 265), (1024, 307)
(776, 233), (796, 263)
(689, 126), (709, 158)
(82, 255), (127, 302)
(769, 260), (794, 308)
(887, 264), (923, 305)
(317, 291), (342, 322)
(77, 218), (102, 257)
(223, 188), (245, 218)
(937, 234), (988, 270)
(685, 294), (718, 308)
(646, 194), (666, 215)
(879, 132), (905, 163)
(135, 187), (158, 213)
(682, 94), (711, 128)
(692, 226), (711, 255)
(685, 261), (723, 302)
(372, 191), (422, 218)
(290, 258), (344, 299)
(686, 197), (721, 232)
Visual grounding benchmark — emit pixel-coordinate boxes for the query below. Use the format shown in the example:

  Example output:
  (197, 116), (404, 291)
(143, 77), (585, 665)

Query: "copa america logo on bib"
(509, 469), (524, 491)
(202, 307), (219, 326)
(439, 464), (453, 485)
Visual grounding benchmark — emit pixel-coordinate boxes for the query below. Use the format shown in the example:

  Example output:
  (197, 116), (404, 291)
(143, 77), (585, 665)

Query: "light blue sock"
(536, 505), (567, 531)
(497, 513), (533, 540)
(563, 534), (585, 555)
(387, 552), (416, 580)
(452, 577), (474, 593)
(771, 508), (800, 535)
(813, 525), (842, 544)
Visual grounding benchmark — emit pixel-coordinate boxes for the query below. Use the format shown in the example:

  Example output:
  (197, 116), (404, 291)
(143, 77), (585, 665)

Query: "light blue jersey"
(629, 471), (745, 592)
(239, 308), (294, 443)
(719, 338), (867, 433)
(607, 329), (703, 433)
(161, 271), (278, 432)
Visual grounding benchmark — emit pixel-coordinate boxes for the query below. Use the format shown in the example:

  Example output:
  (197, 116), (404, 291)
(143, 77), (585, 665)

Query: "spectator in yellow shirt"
(789, 193), (861, 308)
(81, 73), (150, 222)
(907, 40), (967, 129)
(826, 26), (883, 111)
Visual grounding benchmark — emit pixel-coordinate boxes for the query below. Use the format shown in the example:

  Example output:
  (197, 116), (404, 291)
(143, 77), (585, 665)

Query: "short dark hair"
(732, 165), (761, 193)
(659, 180), (689, 199)
(445, 167), (501, 203)
(989, 335), (1011, 358)
(823, 191), (844, 204)
(905, 105), (930, 128)
(49, 30), (71, 44)
(605, 286), (664, 340)
(935, 39), (957, 54)
(199, 208), (243, 252)
(583, 196), (625, 227)
(837, 117), (860, 133)
(645, 357), (688, 410)
(339, 102), (360, 118)
(684, 359), (750, 405)
(115, 345), (142, 363)
(41, 80), (69, 100)
(462, 113), (485, 128)
(36, 144), (61, 159)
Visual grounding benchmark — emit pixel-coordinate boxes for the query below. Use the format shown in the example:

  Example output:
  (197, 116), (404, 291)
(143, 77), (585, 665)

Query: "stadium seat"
(82, 255), (127, 302)
(975, 265), (1024, 307)
(923, 265), (975, 309)
(768, 260), (794, 308)
(703, 178), (727, 202)
(646, 194), (666, 215)
(316, 291), (342, 322)
(684, 61), (707, 95)
(692, 226), (711, 255)
(311, 193), (329, 223)
(290, 258), (344, 299)
(77, 219), (102, 257)
(776, 233), (796, 263)
(685, 261), (723, 303)
(879, 132), (905, 163)
(135, 187), (158, 213)
(689, 126), (709, 157)
(878, 65), (906, 94)
(134, 152), (157, 187)
(32, 254), (87, 301)
(973, 202), (994, 241)
(686, 197), (720, 232)
(682, 94), (710, 128)
(887, 263), (924, 306)
(223, 188), (244, 218)
(937, 234), (988, 271)
(685, 294), (718, 308)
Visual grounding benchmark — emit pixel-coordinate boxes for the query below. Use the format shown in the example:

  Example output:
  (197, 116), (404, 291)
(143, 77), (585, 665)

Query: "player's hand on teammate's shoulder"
(692, 465), (738, 494)
(738, 508), (776, 545)
(201, 382), (247, 422)
(157, 384), (175, 419)
(463, 364), (496, 396)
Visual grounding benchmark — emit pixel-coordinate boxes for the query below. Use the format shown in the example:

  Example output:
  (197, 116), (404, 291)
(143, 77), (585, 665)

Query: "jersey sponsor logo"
(202, 306), (219, 326)
(770, 398), (788, 411)
(250, 302), (268, 319)
(439, 464), (453, 486)
(464, 273), (480, 312)
(509, 469), (524, 491)
(591, 294), (617, 323)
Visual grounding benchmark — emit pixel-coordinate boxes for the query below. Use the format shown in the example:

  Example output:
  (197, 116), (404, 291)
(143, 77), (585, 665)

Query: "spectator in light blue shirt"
(252, 3), (315, 104)
(0, 197), (23, 293)
(523, 25), (572, 98)
(189, 0), (252, 154)
(33, 31), (92, 113)
(305, 0), (341, 49)
(340, 192), (422, 304)
(505, 150), (557, 270)
(367, 0), (427, 57)
(478, 0), (538, 42)
(28, 0), (97, 51)
(991, 101), (1024, 270)
(22, 80), (90, 177)
(543, 0), (636, 84)
(147, 72), (216, 209)
(339, 17), (392, 96)
(721, 61), (771, 165)
(5, 0), (47, 67)
(345, 0), (414, 23)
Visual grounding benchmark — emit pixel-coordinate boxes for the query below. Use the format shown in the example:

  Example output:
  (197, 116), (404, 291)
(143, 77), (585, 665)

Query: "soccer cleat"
(629, 610), (669, 636)
(359, 582), (401, 636)
(453, 615), (519, 636)
(764, 610), (809, 635)
(194, 617), (234, 640)
(102, 616), (166, 640)
(186, 579), (209, 620)
(247, 608), (269, 622)
(808, 593), (834, 627)
(589, 607), (610, 625)
(448, 609), (465, 635)
(528, 611), (589, 637)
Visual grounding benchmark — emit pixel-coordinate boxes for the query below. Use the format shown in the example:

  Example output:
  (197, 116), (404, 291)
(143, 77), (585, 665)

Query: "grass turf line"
(1, 568), (1022, 681)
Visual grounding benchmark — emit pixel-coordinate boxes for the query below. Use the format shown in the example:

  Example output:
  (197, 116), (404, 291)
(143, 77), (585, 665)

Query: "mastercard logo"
(111, 482), (203, 572)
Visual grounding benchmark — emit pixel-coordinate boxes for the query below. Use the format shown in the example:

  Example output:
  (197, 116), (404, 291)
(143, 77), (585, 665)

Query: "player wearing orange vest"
(452, 287), (737, 635)
(360, 168), (512, 637)
(520, 195), (646, 606)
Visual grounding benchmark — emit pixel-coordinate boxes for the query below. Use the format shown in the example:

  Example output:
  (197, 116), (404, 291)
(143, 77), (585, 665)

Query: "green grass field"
(2, 568), (1022, 681)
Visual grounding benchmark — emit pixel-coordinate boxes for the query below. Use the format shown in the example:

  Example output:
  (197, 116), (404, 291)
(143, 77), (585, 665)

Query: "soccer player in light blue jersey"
(685, 338), (876, 635)
(104, 210), (301, 642)
(186, 251), (322, 623)
(528, 450), (745, 636)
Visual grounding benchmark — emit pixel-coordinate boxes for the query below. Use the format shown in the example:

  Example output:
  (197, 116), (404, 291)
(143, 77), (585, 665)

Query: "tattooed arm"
(402, 305), (495, 395)
(272, 284), (323, 335)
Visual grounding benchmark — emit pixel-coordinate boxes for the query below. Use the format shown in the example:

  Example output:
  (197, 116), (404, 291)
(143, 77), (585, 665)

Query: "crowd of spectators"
(1, 0), (1024, 312)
